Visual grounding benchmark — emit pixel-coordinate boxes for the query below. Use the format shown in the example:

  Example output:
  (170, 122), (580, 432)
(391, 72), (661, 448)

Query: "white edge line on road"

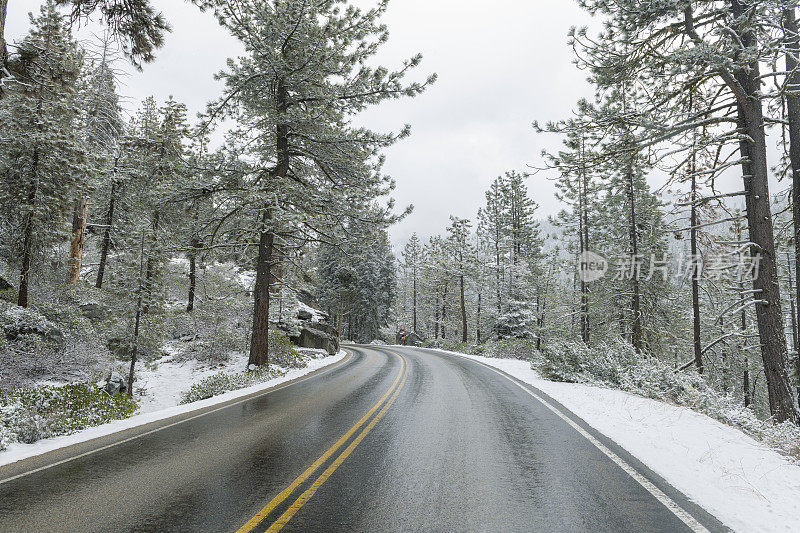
(443, 352), (711, 533)
(0, 351), (353, 487)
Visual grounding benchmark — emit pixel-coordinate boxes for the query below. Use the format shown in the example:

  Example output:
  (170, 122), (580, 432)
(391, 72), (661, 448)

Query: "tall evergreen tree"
(0, 1), (86, 307)
(196, 0), (434, 367)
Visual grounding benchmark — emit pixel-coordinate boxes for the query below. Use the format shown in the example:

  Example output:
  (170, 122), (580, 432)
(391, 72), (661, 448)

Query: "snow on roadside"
(0, 350), (347, 469)
(436, 349), (800, 533)
(136, 348), (249, 414)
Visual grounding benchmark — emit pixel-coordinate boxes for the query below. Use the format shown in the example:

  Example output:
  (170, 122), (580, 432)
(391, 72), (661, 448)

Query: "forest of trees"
(2, 0), (800, 433)
(394, 0), (800, 426)
(0, 0), (432, 393)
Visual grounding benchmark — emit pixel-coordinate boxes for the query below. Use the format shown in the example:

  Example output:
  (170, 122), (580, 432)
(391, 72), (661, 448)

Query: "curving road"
(0, 345), (728, 532)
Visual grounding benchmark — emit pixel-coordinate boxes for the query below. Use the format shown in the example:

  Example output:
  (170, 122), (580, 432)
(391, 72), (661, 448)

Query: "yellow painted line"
(236, 352), (406, 533)
(264, 353), (409, 532)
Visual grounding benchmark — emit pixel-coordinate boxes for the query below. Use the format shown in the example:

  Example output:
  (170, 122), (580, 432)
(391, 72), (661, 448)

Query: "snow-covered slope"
(437, 350), (800, 533)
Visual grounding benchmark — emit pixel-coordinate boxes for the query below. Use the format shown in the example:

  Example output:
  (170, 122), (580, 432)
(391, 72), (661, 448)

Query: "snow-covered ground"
(435, 349), (800, 533)
(0, 350), (347, 468)
(136, 347), (251, 414)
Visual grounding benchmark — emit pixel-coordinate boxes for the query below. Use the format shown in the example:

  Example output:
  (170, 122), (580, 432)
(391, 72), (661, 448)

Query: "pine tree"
(401, 233), (424, 335)
(196, 0), (433, 367)
(0, 1), (86, 307)
(446, 216), (473, 343)
(574, 0), (799, 422)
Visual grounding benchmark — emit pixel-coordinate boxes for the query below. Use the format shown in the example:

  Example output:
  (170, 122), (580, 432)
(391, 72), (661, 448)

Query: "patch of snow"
(434, 349), (800, 533)
(168, 257), (190, 268)
(136, 351), (249, 414)
(0, 351), (348, 468)
(236, 270), (255, 291)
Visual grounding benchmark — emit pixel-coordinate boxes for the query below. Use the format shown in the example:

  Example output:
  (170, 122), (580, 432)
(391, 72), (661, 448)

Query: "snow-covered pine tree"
(195, 0), (434, 367)
(316, 220), (395, 343)
(72, 37), (123, 285)
(401, 233), (424, 335)
(55, 0), (169, 69)
(446, 216), (473, 343)
(536, 115), (599, 344)
(109, 95), (191, 395)
(1, 0), (169, 95)
(574, 0), (799, 423)
(478, 177), (508, 321)
(0, 1), (87, 307)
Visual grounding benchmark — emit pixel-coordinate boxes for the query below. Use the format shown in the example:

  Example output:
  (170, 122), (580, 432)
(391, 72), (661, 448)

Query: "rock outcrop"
(286, 306), (339, 355)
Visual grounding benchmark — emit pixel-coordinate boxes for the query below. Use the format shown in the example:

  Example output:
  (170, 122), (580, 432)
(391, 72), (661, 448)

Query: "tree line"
(0, 0), (432, 393)
(396, 0), (800, 426)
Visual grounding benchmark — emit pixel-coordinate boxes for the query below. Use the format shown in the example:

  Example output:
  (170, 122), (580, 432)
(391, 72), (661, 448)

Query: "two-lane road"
(0, 345), (728, 532)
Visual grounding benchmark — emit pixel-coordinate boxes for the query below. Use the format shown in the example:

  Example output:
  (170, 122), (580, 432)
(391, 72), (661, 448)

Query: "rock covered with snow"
(0, 302), (65, 349)
(284, 303), (339, 355)
(100, 371), (128, 395)
(79, 302), (107, 323)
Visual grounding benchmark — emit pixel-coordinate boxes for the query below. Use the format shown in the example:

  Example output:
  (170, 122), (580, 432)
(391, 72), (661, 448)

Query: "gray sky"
(6, 0), (594, 248)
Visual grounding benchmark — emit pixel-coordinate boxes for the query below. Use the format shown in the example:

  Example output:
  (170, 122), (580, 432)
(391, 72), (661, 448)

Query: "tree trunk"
(790, 253), (800, 406)
(784, 7), (800, 410)
(248, 76), (289, 367)
(476, 291), (482, 344)
(18, 149), (39, 309)
(579, 135), (590, 344)
(96, 179), (117, 289)
(732, 0), (798, 422)
(68, 196), (88, 284)
(626, 160), (643, 352)
(187, 235), (200, 312)
(743, 356), (751, 408)
(0, 0), (8, 95)
(691, 166), (703, 373)
(248, 222), (274, 367)
(142, 210), (160, 315)
(441, 282), (448, 340)
(460, 274), (467, 342)
(128, 295), (142, 398)
(434, 295), (440, 340)
(128, 232), (147, 397)
(412, 269), (417, 333)
(495, 222), (502, 315)
(0, 0), (8, 85)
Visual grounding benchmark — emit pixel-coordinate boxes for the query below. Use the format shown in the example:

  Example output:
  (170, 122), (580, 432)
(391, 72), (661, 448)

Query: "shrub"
(0, 383), (138, 449)
(270, 330), (306, 368)
(179, 365), (287, 404)
(481, 338), (538, 361)
(532, 339), (800, 460)
(0, 424), (15, 450)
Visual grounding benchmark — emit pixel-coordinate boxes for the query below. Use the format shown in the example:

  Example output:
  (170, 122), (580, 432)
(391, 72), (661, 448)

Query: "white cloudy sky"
(6, 0), (595, 248)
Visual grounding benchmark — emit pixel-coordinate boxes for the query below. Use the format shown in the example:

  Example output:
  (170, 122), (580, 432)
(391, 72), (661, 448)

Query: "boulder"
(296, 288), (316, 307)
(79, 303), (107, 323)
(291, 325), (339, 355)
(0, 275), (13, 292)
(100, 371), (128, 395)
(2, 309), (65, 350)
(297, 309), (313, 321)
(171, 329), (197, 341)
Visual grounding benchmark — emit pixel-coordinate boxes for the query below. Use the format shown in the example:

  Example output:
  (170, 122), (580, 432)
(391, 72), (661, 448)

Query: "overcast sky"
(6, 0), (595, 249)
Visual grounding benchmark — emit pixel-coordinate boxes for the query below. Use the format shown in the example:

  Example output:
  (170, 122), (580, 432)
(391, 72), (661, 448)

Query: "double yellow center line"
(237, 351), (409, 533)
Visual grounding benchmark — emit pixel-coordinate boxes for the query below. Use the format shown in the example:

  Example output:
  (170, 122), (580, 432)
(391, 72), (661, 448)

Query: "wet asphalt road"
(0, 345), (728, 532)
